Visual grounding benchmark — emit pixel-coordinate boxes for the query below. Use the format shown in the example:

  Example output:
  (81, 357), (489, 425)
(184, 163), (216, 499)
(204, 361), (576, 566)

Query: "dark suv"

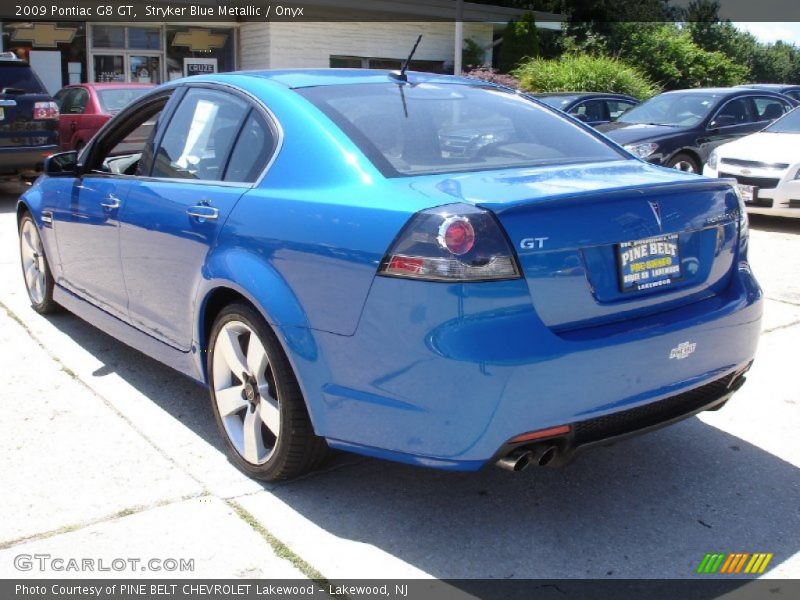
(0, 52), (59, 180)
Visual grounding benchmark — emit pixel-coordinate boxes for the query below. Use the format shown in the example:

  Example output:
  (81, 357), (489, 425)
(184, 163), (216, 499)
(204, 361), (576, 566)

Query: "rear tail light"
(378, 203), (520, 282)
(33, 101), (59, 120)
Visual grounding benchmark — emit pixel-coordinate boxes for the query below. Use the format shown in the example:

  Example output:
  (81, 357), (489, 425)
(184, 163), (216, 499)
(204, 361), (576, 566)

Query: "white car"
(704, 107), (800, 218)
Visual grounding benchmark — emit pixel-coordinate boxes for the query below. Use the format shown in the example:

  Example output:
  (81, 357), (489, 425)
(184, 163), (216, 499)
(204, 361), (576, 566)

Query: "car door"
(59, 87), (90, 150)
(51, 90), (173, 320)
(696, 96), (759, 161)
(119, 86), (276, 350)
(53, 88), (75, 149)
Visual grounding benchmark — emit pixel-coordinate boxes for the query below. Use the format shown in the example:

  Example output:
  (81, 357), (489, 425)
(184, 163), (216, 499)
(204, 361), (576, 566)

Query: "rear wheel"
(19, 214), (59, 314)
(207, 302), (328, 480)
(667, 153), (700, 173)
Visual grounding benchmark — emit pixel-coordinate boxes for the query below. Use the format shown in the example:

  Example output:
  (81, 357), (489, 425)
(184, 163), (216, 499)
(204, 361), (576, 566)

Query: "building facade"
(1, 1), (558, 95)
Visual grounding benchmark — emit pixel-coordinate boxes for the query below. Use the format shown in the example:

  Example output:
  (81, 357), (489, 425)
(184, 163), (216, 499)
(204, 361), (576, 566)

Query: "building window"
(330, 55), (445, 73)
(128, 28), (161, 51)
(92, 25), (125, 49)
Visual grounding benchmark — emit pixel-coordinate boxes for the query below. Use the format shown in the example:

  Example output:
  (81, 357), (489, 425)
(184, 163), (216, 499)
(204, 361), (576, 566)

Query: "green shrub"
(513, 54), (659, 99)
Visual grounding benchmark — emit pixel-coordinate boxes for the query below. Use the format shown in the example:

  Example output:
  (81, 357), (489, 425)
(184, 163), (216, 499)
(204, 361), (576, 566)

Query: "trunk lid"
(407, 160), (741, 332)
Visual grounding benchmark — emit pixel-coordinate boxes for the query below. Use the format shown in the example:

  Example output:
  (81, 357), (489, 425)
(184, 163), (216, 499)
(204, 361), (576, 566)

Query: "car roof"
(238, 69), (486, 89)
(736, 83), (800, 91)
(532, 92), (634, 98)
(660, 87), (790, 97)
(62, 82), (154, 90)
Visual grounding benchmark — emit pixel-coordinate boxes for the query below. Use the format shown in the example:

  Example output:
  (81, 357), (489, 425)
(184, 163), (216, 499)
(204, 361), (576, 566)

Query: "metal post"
(454, 0), (463, 75)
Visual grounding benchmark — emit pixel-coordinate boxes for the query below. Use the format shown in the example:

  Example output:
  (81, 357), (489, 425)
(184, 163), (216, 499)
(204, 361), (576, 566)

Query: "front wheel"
(208, 302), (328, 481)
(667, 153), (700, 173)
(19, 214), (59, 314)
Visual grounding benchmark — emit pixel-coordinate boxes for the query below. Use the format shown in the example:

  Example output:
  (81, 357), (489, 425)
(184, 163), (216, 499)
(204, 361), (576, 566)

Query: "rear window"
(97, 88), (151, 113)
(0, 63), (47, 94)
(298, 83), (624, 177)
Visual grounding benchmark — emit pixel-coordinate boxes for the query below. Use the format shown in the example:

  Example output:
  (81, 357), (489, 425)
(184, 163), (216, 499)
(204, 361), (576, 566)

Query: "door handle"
(100, 197), (120, 210)
(186, 205), (219, 221)
(70, 121), (76, 131)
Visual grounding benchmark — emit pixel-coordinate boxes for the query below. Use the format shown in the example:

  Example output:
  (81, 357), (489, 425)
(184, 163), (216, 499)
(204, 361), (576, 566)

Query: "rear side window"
(752, 96), (789, 121)
(607, 99), (636, 119)
(0, 64), (47, 93)
(63, 88), (89, 114)
(152, 88), (247, 181)
(224, 111), (275, 183)
(299, 83), (624, 177)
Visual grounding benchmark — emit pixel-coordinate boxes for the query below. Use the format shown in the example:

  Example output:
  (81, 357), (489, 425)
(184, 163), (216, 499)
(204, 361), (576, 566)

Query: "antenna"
(391, 35), (422, 83)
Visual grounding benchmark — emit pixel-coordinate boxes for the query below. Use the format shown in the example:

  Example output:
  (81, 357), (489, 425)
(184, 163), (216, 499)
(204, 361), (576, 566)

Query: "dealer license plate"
(617, 234), (682, 292)
(737, 184), (756, 204)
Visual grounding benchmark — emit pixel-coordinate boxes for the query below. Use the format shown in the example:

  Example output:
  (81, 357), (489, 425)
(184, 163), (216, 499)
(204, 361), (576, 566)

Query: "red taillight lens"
(439, 217), (475, 255)
(378, 203), (520, 282)
(33, 101), (59, 120)
(509, 425), (572, 444)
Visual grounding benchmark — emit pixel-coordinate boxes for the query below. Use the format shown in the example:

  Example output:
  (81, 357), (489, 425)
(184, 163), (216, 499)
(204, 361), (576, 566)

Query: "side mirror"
(709, 115), (737, 129)
(43, 151), (80, 177)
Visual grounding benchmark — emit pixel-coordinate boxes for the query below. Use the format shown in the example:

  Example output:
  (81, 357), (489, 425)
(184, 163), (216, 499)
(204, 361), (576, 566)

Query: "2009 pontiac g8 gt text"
(17, 70), (762, 480)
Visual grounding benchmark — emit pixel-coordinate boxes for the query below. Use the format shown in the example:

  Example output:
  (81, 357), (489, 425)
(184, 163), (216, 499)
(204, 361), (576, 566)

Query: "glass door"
(129, 55), (161, 84)
(93, 55), (126, 83)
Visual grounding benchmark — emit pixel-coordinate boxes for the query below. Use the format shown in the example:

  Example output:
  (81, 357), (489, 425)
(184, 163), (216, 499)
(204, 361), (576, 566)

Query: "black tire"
(18, 213), (60, 314)
(207, 302), (328, 481)
(666, 153), (700, 173)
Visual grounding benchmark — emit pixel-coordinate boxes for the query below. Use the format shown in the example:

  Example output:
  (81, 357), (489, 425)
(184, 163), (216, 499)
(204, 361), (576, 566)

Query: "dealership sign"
(184, 58), (218, 77)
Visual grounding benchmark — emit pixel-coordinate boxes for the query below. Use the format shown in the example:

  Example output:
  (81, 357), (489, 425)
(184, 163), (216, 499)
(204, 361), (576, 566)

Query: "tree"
(497, 12), (540, 72)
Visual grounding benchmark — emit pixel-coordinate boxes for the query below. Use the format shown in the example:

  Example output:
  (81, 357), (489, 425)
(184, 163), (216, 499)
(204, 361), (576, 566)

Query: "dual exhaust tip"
(496, 444), (560, 472)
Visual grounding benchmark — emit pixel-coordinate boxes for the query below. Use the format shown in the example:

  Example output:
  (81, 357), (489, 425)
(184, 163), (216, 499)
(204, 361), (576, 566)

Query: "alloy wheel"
(211, 320), (280, 465)
(20, 219), (46, 305)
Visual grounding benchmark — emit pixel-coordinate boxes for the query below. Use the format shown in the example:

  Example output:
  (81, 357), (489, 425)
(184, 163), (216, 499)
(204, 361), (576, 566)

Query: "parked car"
(18, 70), (761, 481)
(704, 106), (800, 218)
(532, 92), (640, 126)
(0, 52), (59, 180)
(735, 83), (800, 102)
(597, 87), (797, 173)
(54, 83), (153, 151)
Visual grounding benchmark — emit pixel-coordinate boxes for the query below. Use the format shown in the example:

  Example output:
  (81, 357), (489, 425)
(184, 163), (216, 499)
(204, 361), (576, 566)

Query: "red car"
(53, 83), (153, 151)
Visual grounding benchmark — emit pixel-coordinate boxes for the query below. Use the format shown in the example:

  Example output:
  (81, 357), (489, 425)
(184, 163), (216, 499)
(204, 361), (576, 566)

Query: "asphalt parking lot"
(0, 181), (798, 581)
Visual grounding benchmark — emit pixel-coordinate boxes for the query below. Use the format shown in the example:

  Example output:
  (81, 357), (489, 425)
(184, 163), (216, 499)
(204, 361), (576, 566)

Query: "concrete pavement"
(0, 183), (798, 580)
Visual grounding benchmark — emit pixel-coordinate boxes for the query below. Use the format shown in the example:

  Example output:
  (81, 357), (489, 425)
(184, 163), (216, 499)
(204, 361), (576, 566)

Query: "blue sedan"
(17, 70), (762, 480)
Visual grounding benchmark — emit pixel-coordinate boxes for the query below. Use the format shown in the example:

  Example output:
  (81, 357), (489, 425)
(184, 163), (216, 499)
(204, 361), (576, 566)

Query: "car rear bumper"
(0, 145), (59, 175)
(295, 261), (763, 471)
(704, 164), (800, 218)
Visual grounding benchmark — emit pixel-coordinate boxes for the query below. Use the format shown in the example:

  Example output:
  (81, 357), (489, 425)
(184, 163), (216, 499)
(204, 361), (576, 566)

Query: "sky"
(735, 22), (800, 45)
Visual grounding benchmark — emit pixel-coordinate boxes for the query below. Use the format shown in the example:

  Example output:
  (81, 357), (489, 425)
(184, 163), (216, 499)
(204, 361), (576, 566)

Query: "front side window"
(299, 83), (624, 177)
(63, 88), (89, 114)
(716, 98), (753, 124)
(152, 88), (247, 181)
